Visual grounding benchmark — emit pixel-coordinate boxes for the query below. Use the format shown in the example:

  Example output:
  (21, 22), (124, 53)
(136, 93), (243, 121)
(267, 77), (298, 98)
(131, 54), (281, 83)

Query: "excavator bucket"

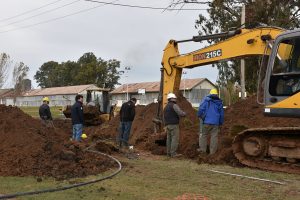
(151, 117), (167, 145)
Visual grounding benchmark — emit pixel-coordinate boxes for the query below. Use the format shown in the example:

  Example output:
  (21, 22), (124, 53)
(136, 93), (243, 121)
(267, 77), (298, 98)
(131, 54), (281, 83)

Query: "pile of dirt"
(0, 105), (116, 180)
(63, 105), (103, 125)
(221, 95), (300, 134)
(88, 95), (300, 167)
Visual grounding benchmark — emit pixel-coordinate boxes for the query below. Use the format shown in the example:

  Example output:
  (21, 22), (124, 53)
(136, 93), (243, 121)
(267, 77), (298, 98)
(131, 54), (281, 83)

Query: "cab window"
(269, 38), (300, 96)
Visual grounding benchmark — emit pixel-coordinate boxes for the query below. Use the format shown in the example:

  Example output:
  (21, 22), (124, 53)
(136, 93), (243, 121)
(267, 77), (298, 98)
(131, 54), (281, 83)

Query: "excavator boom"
(161, 27), (284, 108)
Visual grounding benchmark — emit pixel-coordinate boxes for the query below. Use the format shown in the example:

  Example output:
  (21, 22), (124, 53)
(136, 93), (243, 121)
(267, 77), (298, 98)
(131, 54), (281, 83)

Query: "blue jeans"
(118, 121), (132, 147)
(73, 124), (83, 141)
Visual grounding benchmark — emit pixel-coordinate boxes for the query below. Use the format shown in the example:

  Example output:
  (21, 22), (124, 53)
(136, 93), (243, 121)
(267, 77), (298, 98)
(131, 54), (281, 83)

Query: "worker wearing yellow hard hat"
(39, 96), (53, 127)
(197, 88), (224, 155)
(209, 88), (218, 95)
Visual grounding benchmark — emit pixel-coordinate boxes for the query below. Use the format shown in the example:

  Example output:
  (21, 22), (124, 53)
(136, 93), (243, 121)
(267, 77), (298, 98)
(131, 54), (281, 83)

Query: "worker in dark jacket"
(197, 88), (224, 155)
(39, 97), (52, 127)
(71, 94), (84, 141)
(118, 97), (137, 147)
(163, 93), (186, 157)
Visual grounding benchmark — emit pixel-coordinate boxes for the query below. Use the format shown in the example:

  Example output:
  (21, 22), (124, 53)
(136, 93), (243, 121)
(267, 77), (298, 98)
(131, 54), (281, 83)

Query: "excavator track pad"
(233, 127), (300, 174)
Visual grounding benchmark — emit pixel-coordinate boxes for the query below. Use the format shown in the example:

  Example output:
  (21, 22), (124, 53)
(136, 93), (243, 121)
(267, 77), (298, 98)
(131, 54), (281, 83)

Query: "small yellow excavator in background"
(154, 26), (300, 173)
(63, 104), (110, 126)
(63, 89), (111, 126)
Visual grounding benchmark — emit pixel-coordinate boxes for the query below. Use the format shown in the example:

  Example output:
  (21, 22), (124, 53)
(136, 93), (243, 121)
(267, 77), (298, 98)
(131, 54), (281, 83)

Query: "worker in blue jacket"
(197, 88), (224, 155)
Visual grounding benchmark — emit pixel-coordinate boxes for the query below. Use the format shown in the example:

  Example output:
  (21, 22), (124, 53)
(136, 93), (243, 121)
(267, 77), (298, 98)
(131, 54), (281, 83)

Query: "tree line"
(34, 52), (121, 90)
(0, 52), (122, 92)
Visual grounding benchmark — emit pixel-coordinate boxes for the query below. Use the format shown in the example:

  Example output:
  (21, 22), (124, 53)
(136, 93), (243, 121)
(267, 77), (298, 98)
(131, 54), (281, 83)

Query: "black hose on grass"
(0, 150), (122, 200)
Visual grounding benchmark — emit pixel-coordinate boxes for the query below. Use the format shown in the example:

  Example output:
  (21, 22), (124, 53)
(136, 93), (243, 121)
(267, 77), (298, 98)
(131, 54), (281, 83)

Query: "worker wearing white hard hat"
(39, 96), (53, 127)
(167, 93), (177, 100)
(163, 93), (186, 158)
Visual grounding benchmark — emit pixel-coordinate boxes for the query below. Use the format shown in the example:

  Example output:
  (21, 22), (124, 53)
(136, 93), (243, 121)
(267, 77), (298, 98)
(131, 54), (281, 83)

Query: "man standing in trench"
(118, 97), (137, 147)
(71, 94), (84, 141)
(163, 93), (186, 157)
(197, 88), (224, 155)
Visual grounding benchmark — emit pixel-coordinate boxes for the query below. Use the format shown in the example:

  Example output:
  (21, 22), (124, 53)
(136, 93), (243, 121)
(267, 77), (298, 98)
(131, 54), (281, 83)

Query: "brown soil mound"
(0, 105), (115, 180)
(221, 95), (300, 135)
(88, 95), (300, 167)
(63, 105), (103, 125)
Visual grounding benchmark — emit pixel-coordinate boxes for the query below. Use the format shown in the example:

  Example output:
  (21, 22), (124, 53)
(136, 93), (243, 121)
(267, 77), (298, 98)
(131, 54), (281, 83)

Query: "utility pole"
(125, 66), (131, 101)
(183, 71), (187, 97)
(240, 4), (246, 99)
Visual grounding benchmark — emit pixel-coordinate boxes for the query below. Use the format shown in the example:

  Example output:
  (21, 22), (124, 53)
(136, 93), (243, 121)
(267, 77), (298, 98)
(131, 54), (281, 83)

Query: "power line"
(83, 0), (208, 11)
(0, 0), (65, 22)
(0, 0), (81, 29)
(0, 0), (119, 34)
(0, 0), (208, 34)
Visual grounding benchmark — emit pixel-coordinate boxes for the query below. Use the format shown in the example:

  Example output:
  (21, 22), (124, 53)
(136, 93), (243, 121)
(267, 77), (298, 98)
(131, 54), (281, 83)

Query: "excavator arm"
(160, 27), (284, 108)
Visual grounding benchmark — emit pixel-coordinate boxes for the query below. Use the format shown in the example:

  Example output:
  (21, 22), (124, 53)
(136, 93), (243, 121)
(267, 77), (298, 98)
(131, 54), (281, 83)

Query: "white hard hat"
(167, 93), (176, 99)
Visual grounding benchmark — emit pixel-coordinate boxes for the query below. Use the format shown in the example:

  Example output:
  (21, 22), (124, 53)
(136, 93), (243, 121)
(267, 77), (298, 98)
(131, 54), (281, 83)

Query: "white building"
(0, 84), (110, 112)
(110, 78), (215, 107)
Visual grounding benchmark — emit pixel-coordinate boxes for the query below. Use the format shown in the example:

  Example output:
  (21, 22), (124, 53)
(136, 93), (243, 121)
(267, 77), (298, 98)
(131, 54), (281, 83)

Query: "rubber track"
(232, 127), (300, 174)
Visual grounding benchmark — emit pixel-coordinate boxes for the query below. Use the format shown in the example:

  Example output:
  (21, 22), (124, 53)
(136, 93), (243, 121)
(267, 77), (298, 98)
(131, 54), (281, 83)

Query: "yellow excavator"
(156, 26), (300, 174)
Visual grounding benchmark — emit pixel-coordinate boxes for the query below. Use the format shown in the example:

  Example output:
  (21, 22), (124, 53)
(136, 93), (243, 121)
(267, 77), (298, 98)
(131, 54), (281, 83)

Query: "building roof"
(22, 84), (108, 97)
(0, 89), (13, 96)
(0, 89), (15, 98)
(111, 78), (213, 94)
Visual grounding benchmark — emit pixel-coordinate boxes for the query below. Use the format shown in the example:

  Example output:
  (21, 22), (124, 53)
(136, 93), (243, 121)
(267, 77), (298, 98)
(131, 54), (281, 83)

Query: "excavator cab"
(264, 30), (300, 117)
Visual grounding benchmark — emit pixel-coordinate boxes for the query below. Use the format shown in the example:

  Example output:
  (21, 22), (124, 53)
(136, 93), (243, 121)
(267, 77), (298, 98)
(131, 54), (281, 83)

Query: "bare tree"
(12, 62), (29, 95)
(0, 53), (12, 88)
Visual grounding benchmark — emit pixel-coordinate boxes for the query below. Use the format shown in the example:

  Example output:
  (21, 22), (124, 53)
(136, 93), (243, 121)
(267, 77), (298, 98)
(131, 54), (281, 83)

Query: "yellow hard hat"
(42, 97), (50, 102)
(210, 88), (218, 95)
(81, 133), (87, 139)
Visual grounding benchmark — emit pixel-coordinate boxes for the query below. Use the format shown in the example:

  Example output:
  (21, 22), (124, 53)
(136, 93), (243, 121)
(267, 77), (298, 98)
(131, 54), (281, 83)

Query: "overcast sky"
(0, 0), (218, 88)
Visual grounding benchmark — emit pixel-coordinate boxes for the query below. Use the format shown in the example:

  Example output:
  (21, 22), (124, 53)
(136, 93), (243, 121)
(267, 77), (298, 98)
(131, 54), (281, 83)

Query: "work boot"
(171, 153), (183, 158)
(118, 140), (124, 148)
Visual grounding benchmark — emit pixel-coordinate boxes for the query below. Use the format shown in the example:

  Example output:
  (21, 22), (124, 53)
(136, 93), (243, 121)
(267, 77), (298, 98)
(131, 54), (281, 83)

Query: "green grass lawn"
(20, 106), (65, 118)
(0, 153), (299, 200)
